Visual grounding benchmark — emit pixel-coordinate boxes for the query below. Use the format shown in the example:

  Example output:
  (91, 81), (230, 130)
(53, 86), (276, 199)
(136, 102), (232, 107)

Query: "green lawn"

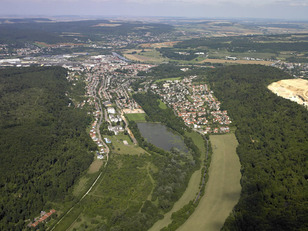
(125, 113), (147, 122)
(158, 99), (167, 109)
(177, 133), (241, 231)
(155, 77), (181, 83)
(139, 49), (168, 62)
(104, 134), (147, 155)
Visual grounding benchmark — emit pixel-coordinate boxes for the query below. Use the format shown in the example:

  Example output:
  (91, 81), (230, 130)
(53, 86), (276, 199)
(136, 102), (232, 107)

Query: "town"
(150, 76), (232, 134)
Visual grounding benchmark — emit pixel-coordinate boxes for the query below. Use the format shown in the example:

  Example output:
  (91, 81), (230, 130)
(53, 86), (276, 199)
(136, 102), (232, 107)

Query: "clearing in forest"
(125, 113), (147, 122)
(199, 58), (273, 65)
(178, 133), (241, 231)
(87, 158), (104, 174)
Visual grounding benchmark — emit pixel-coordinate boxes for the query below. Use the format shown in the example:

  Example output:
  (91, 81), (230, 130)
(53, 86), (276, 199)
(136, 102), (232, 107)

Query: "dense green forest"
(0, 67), (96, 230)
(158, 48), (198, 61)
(137, 64), (213, 79)
(0, 19), (174, 44)
(175, 35), (308, 53)
(201, 65), (308, 230)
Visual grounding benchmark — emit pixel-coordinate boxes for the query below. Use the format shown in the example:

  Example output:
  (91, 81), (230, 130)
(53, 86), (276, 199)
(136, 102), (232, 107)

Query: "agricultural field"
(139, 41), (179, 48)
(123, 49), (169, 63)
(199, 58), (274, 65)
(178, 133), (241, 231)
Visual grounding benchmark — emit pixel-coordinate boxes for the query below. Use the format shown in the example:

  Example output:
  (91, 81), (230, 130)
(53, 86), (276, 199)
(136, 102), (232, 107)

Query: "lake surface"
(137, 122), (188, 153)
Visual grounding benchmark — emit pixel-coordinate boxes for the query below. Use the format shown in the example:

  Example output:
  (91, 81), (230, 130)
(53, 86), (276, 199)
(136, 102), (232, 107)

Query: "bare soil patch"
(87, 159), (103, 174)
(268, 79), (308, 107)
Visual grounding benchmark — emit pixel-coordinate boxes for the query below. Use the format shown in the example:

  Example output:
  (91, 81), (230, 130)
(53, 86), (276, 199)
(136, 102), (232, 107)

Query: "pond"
(137, 122), (189, 153)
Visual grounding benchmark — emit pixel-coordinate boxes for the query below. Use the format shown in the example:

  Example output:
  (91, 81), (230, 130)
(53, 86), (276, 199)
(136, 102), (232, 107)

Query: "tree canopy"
(0, 67), (96, 230)
(204, 65), (308, 231)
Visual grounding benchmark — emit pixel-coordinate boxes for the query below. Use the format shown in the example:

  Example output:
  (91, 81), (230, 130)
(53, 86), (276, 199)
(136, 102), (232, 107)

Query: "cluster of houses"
(28, 209), (56, 228)
(89, 111), (105, 159)
(151, 76), (232, 134)
(106, 106), (125, 135)
(85, 54), (154, 76)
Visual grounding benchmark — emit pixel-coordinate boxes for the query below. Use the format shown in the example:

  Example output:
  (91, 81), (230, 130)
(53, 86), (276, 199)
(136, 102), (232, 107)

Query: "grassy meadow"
(178, 133), (241, 231)
(158, 99), (168, 109)
(125, 113), (147, 122)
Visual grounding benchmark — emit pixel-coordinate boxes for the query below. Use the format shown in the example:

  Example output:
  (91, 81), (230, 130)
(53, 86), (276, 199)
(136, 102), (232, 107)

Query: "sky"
(1, 0), (308, 20)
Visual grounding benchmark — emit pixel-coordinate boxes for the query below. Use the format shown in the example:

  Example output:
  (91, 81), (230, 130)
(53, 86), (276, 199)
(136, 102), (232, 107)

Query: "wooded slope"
(205, 65), (308, 231)
(0, 67), (96, 230)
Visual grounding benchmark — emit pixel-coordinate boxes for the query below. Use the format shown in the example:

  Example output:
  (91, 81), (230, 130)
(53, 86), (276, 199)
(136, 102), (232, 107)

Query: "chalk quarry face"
(268, 79), (308, 108)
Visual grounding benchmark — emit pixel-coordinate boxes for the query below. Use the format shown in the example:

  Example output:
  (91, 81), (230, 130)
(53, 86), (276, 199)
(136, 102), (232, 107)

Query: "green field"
(158, 99), (168, 109)
(155, 77), (181, 83)
(124, 49), (169, 64)
(178, 133), (241, 231)
(149, 131), (206, 231)
(67, 154), (153, 231)
(104, 134), (147, 155)
(125, 113), (147, 122)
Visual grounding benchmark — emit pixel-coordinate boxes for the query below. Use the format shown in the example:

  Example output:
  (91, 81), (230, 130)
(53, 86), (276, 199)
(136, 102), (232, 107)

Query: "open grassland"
(124, 49), (168, 63)
(158, 99), (168, 109)
(268, 78), (308, 107)
(178, 133), (241, 231)
(87, 158), (104, 174)
(125, 113), (147, 122)
(155, 77), (182, 83)
(200, 58), (273, 65)
(149, 131), (206, 231)
(139, 41), (179, 48)
(105, 134), (147, 155)
(67, 155), (153, 231)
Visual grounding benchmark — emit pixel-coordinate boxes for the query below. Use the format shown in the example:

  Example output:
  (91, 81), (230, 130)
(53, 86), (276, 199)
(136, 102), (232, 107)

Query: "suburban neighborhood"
(150, 76), (232, 134)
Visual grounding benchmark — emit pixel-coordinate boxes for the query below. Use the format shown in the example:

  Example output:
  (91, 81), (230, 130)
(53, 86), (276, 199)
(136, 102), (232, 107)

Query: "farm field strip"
(178, 133), (241, 231)
(200, 58), (273, 65)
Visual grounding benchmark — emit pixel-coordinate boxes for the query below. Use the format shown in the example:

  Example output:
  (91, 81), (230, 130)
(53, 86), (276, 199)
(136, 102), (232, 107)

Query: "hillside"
(0, 67), (96, 230)
(204, 65), (308, 230)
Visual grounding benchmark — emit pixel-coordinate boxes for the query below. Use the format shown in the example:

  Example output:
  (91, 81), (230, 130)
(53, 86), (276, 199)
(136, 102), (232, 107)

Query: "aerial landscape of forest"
(0, 0), (307, 230)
